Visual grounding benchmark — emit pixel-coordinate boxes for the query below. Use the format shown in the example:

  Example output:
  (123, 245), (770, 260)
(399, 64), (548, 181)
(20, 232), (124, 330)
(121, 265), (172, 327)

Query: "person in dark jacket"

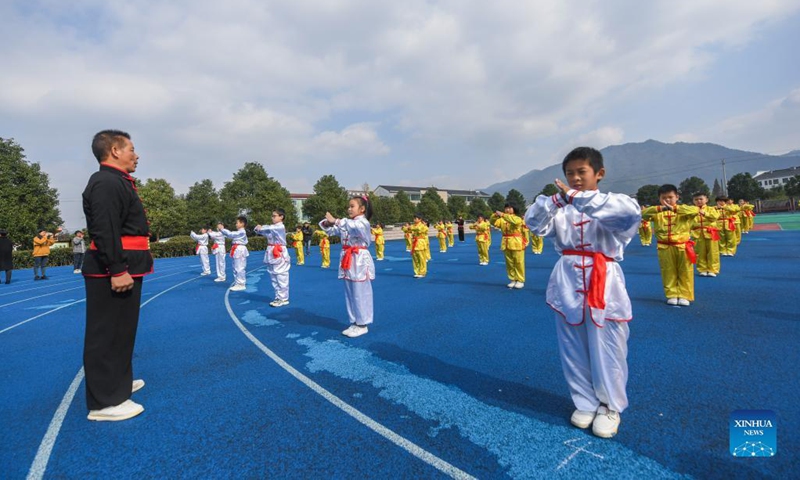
(0, 229), (12, 284)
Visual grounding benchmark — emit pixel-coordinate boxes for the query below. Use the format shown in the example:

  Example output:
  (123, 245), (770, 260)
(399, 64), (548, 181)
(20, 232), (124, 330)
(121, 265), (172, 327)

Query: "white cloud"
(312, 123), (390, 157)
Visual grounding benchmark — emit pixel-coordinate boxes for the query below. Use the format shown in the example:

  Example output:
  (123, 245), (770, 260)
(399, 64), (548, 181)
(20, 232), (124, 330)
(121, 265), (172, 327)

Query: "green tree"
(302, 174), (349, 223)
(711, 178), (723, 199)
(371, 194), (400, 225)
(394, 190), (415, 221)
(636, 184), (660, 206)
(0, 137), (63, 246)
(505, 189), (526, 213)
(785, 175), (800, 197)
(538, 183), (559, 197)
(488, 192), (506, 212)
(417, 188), (447, 223)
(446, 195), (468, 218)
(137, 178), (186, 240)
(678, 176), (710, 204)
(185, 179), (221, 230)
(468, 197), (491, 219)
(219, 162), (296, 228)
(727, 173), (765, 201)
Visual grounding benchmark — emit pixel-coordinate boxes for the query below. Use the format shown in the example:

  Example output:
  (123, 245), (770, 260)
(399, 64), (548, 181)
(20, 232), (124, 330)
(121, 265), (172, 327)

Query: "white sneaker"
(270, 299), (289, 307)
(414, 274), (422, 278)
(341, 325), (357, 336)
(201, 271), (211, 276)
(76, 269), (82, 274)
(87, 399), (144, 422)
(698, 271), (708, 277)
(707, 273), (717, 277)
(132, 379), (145, 393)
(229, 284), (246, 292)
(667, 298), (678, 306)
(678, 298), (690, 306)
(214, 277), (226, 282)
(570, 409), (596, 429)
(73, 269), (80, 274)
(514, 282), (524, 289)
(592, 406), (620, 438)
(344, 325), (369, 338)
(507, 281), (517, 288)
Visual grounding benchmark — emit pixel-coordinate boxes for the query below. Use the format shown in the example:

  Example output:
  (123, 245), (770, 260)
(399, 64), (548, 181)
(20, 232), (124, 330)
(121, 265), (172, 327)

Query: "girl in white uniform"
(189, 228), (211, 275)
(254, 209), (291, 307)
(207, 228), (227, 282)
(319, 196), (375, 338)
(525, 147), (640, 439)
(219, 216), (249, 291)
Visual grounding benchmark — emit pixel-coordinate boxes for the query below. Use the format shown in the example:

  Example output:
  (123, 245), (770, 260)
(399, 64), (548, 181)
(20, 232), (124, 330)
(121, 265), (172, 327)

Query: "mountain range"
(485, 140), (800, 199)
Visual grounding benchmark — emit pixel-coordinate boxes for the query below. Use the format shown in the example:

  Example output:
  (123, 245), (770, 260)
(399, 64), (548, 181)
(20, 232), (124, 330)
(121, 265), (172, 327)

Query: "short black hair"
(562, 147), (604, 175)
(657, 184), (678, 196)
(351, 195), (373, 220)
(503, 203), (519, 215)
(236, 216), (248, 226)
(92, 130), (131, 163)
(692, 191), (708, 198)
(715, 196), (728, 203)
(273, 208), (286, 219)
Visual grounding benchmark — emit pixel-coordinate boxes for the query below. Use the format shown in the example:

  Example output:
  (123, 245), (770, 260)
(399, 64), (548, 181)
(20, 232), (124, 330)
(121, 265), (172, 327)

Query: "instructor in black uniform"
(82, 130), (153, 421)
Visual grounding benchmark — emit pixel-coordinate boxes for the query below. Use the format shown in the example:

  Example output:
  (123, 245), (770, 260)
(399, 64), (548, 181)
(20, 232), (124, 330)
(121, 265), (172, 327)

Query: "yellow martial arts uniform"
(402, 225), (412, 252)
(717, 205), (739, 256)
(530, 231), (544, 254)
(469, 220), (491, 264)
(435, 223), (448, 252)
(446, 221), (455, 247)
(740, 203), (755, 233)
(410, 222), (430, 276)
(638, 218), (653, 246)
(314, 230), (331, 268)
(291, 231), (304, 265)
(371, 227), (385, 260)
(730, 204), (742, 247)
(690, 205), (721, 275)
(642, 205), (699, 301)
(490, 212), (525, 283)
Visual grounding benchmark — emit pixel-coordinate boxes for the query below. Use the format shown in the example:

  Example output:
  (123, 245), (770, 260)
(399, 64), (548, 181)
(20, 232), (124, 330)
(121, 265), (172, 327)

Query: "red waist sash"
(657, 240), (697, 264)
(90, 235), (149, 251)
(341, 245), (362, 270)
(562, 250), (614, 310)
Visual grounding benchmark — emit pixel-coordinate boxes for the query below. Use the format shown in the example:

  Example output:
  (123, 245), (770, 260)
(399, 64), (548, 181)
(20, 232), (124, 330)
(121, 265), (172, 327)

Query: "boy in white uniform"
(219, 216), (249, 291)
(525, 147), (640, 438)
(254, 208), (291, 307)
(207, 227), (227, 282)
(189, 227), (211, 276)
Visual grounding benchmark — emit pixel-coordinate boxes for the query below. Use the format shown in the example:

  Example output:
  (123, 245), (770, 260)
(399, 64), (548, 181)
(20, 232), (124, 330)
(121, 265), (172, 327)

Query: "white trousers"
(270, 272), (289, 301)
(344, 279), (373, 326)
(555, 310), (629, 413)
(233, 255), (247, 286)
(214, 251), (226, 279)
(198, 252), (210, 274)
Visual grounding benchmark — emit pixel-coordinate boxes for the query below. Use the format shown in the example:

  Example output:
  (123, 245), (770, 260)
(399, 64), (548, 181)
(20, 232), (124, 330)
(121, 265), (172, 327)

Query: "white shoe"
(570, 409), (596, 429)
(229, 284), (246, 291)
(132, 379), (145, 393)
(514, 282), (524, 289)
(592, 406), (620, 438)
(344, 325), (369, 338)
(707, 272), (717, 277)
(341, 325), (357, 336)
(201, 271), (211, 276)
(87, 399), (144, 422)
(214, 277), (226, 282)
(507, 281), (516, 288)
(73, 269), (80, 274)
(667, 298), (678, 306)
(698, 271), (708, 277)
(678, 298), (690, 306)
(414, 274), (422, 278)
(270, 299), (289, 307)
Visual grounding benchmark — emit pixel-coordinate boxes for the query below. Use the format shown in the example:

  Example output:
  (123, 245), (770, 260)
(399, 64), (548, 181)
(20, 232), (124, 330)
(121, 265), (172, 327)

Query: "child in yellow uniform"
(290, 226), (305, 265)
(727, 198), (742, 248)
(371, 224), (385, 261)
(642, 185), (699, 306)
(715, 197), (737, 256)
(491, 204), (526, 289)
(410, 214), (429, 277)
(313, 229), (331, 268)
(638, 207), (653, 246)
(435, 221), (448, 253)
(689, 192), (721, 277)
(529, 228), (544, 254)
(402, 223), (412, 252)
(470, 214), (491, 265)
(738, 199), (755, 233)
(446, 220), (455, 247)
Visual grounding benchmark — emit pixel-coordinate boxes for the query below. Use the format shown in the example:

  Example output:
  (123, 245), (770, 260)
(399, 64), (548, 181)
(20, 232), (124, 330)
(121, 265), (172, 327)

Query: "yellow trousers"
(412, 251), (428, 276)
(735, 224), (742, 245)
(375, 243), (384, 260)
(321, 247), (330, 268)
(694, 237), (720, 274)
(448, 233), (454, 247)
(405, 236), (412, 251)
(296, 246), (305, 265)
(719, 229), (735, 255)
(639, 230), (652, 246)
(477, 242), (489, 264)
(437, 236), (447, 252)
(530, 235), (543, 253)
(504, 249), (525, 282)
(657, 246), (694, 301)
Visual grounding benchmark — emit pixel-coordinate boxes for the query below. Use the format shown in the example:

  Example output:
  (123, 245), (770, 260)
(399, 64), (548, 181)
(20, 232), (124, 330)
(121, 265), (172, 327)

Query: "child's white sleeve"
(318, 219), (341, 237)
(189, 231), (199, 241)
(525, 194), (561, 237)
(564, 189), (641, 234)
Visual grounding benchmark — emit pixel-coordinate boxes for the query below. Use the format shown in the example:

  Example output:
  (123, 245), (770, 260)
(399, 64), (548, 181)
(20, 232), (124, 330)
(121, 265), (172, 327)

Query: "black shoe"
(34, 276), (41, 280)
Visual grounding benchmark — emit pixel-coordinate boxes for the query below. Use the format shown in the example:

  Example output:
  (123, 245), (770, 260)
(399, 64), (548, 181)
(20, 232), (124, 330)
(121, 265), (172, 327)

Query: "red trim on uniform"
(547, 302), (585, 326)
(90, 235), (150, 251)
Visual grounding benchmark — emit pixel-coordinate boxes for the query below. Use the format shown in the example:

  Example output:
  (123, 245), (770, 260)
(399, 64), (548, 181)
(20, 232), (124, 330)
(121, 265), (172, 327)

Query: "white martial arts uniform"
(221, 227), (249, 286)
(525, 189), (640, 413)
(320, 215), (375, 326)
(207, 230), (227, 280)
(189, 231), (211, 275)
(254, 223), (291, 302)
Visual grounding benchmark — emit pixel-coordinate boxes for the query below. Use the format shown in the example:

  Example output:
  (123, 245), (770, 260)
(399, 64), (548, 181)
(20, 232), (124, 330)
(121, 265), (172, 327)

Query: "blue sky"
(1, 0), (798, 229)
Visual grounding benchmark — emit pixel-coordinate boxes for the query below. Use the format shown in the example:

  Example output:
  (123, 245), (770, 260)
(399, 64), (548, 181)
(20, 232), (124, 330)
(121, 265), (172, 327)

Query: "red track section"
(751, 223), (781, 231)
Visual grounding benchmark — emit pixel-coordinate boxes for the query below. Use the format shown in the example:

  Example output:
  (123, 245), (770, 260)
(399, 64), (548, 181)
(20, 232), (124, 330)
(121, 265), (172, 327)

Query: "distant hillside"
(485, 140), (800, 199)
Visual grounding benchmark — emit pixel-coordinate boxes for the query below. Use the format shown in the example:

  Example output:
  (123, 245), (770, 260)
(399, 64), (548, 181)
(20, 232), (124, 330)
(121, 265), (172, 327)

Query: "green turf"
(754, 212), (800, 230)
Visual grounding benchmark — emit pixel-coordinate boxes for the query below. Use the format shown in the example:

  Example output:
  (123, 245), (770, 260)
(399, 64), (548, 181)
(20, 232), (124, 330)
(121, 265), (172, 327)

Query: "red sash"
(195, 244), (202, 254)
(90, 235), (149, 251)
(412, 235), (425, 252)
(727, 217), (736, 231)
(271, 244), (284, 259)
(211, 243), (219, 252)
(341, 245), (361, 270)
(562, 250), (614, 310)
(320, 238), (329, 249)
(230, 244), (239, 258)
(657, 240), (697, 264)
(692, 226), (720, 241)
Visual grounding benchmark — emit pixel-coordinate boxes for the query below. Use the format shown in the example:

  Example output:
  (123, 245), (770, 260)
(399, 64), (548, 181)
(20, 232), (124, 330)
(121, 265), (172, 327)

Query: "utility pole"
(721, 159), (728, 196)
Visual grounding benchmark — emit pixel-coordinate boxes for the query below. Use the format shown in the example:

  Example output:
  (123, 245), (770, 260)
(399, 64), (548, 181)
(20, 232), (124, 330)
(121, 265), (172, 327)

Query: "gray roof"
(753, 166), (800, 181)
(376, 185), (490, 196)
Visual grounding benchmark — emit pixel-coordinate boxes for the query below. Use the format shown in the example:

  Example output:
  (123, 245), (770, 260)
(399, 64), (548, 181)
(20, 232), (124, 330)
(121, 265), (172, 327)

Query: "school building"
(372, 185), (491, 204)
(754, 166), (800, 189)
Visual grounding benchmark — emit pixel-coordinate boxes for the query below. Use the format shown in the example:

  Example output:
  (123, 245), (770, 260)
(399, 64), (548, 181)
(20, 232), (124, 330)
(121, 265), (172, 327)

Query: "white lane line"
(26, 275), (203, 480)
(0, 299), (85, 335)
(223, 286), (476, 480)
